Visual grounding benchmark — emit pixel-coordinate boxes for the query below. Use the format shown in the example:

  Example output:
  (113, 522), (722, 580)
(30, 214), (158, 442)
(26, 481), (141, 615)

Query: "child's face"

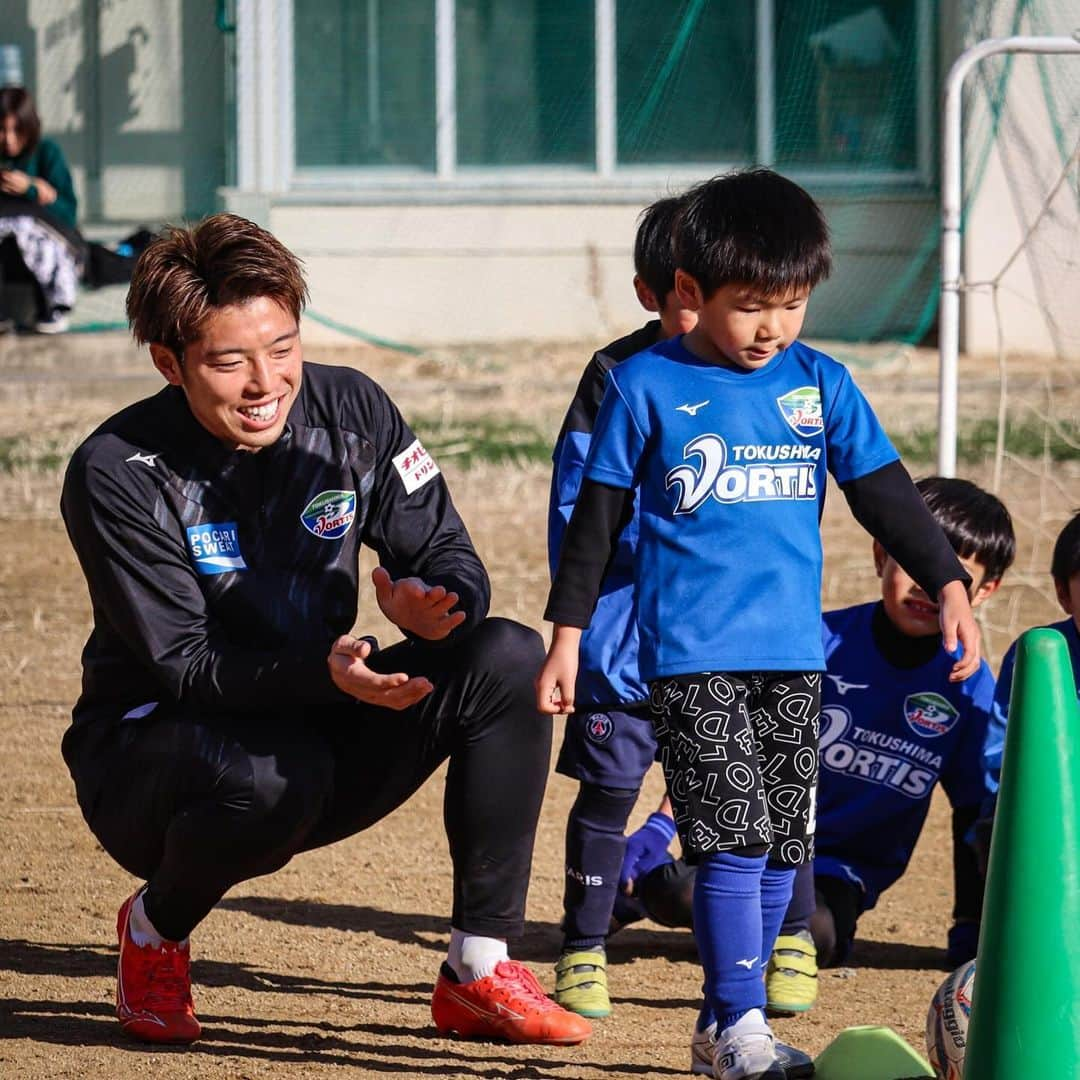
(632, 276), (697, 339)
(1055, 570), (1080, 629)
(674, 274), (809, 371)
(874, 542), (1000, 639)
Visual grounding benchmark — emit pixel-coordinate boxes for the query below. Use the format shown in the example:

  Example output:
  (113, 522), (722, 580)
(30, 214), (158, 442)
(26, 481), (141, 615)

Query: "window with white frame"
(292, 0), (933, 182)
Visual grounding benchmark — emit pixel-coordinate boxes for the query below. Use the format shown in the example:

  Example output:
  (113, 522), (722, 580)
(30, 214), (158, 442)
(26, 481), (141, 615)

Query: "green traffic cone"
(964, 628), (1080, 1078)
(814, 1025), (933, 1079)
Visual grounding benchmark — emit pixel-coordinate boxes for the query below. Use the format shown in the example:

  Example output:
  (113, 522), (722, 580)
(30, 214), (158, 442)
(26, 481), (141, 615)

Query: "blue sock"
(693, 850), (767, 1030)
(761, 861), (796, 959)
(779, 860), (815, 936)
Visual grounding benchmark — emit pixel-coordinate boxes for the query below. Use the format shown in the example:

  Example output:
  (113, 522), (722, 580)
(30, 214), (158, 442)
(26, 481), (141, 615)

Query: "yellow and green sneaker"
(553, 950), (611, 1018)
(765, 930), (819, 1016)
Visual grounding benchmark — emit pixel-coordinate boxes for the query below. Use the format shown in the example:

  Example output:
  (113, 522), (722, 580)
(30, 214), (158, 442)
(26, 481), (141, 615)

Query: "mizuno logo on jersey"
(826, 674), (870, 696)
(185, 522), (247, 576)
(665, 434), (817, 514)
(126, 452), (159, 467)
(676, 400), (710, 416)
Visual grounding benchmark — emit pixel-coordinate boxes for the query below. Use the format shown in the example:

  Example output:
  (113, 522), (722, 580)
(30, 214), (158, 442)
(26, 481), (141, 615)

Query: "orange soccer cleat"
(431, 959), (592, 1045)
(115, 891), (202, 1044)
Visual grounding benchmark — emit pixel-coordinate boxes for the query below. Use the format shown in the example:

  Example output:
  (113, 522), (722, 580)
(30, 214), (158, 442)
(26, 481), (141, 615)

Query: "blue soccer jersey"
(583, 336), (898, 678)
(984, 617), (1080, 791)
(814, 602), (997, 910)
(548, 322), (660, 707)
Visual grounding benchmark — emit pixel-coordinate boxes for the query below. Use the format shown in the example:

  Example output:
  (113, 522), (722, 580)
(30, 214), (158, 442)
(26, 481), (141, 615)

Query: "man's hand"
(327, 634), (433, 709)
(535, 625), (582, 714)
(939, 579), (981, 681)
(372, 566), (466, 640)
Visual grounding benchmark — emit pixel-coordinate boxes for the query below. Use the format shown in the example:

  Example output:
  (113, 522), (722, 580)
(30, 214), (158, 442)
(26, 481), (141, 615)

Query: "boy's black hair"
(916, 477), (1016, 584)
(1050, 511), (1080, 585)
(634, 194), (684, 304)
(675, 168), (832, 298)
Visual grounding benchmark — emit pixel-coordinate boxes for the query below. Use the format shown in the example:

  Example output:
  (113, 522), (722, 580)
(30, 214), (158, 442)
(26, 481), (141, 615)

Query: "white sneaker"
(35, 310), (69, 334)
(692, 1019), (815, 1077)
(695, 1009), (784, 1080)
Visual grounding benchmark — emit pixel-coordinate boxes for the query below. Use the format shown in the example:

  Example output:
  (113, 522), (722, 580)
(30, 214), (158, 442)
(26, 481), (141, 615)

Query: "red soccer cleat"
(431, 959), (592, 1045)
(115, 891), (202, 1044)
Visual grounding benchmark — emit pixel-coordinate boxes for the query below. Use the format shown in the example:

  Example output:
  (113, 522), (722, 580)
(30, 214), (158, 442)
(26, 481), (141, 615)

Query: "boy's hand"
(535, 625), (582, 714)
(372, 566), (466, 640)
(938, 579), (981, 681)
(619, 812), (677, 894)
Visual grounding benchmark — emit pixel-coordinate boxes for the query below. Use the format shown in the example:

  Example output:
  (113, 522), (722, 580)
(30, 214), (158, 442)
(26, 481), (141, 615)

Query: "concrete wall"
(960, 9), (1077, 358)
(6, 0), (225, 223)
(262, 193), (938, 348)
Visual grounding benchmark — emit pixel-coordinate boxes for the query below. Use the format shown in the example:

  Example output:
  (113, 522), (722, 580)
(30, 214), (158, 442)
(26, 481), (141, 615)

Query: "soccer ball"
(926, 959), (976, 1079)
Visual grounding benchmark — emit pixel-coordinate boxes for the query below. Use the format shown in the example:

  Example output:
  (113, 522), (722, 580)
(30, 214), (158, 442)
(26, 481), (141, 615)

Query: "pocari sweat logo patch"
(300, 490), (356, 540)
(185, 522), (247, 576)
(904, 692), (959, 738)
(777, 386), (824, 437)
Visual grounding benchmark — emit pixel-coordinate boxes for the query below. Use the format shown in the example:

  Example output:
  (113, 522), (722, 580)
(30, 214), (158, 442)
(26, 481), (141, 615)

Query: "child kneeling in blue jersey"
(982, 511), (1080, 799)
(548, 192), (695, 1020)
(536, 168), (982, 1080)
(764, 477), (1015, 1015)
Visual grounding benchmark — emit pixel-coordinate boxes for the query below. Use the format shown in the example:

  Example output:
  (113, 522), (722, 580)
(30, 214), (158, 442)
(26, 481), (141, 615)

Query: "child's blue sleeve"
(823, 366), (899, 484)
(583, 375), (646, 490)
(983, 641), (1018, 795)
(548, 430), (591, 578)
(940, 662), (997, 809)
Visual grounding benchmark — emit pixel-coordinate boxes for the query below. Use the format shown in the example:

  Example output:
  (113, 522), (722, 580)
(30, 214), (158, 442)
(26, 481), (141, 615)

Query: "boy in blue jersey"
(613, 477), (1014, 1029)
(536, 168), (982, 1080)
(983, 511), (1080, 795)
(548, 194), (696, 1020)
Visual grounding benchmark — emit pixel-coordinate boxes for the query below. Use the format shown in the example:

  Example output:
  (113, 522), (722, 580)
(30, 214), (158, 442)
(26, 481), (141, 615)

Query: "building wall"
(267, 193), (937, 347)
(6, 0), (225, 223)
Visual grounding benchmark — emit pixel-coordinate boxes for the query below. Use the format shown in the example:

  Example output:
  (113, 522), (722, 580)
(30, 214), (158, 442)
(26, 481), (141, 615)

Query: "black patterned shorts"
(648, 671), (820, 866)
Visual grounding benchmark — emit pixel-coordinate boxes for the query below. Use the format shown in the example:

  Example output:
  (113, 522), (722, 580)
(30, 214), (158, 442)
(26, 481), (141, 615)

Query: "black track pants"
(63, 618), (550, 942)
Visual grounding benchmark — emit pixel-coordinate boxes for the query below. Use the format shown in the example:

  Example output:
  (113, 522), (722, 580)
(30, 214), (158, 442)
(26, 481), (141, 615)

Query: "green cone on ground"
(965, 628), (1080, 1077)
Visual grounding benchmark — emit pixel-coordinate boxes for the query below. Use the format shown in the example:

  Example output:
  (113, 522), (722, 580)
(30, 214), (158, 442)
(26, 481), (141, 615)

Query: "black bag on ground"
(84, 228), (155, 288)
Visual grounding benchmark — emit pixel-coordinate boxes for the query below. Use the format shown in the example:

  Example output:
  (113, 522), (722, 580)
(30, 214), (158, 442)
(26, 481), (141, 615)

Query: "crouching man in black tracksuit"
(60, 213), (590, 1048)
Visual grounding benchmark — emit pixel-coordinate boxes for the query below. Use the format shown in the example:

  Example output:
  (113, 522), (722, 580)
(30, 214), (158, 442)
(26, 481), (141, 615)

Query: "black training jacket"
(61, 362), (490, 724)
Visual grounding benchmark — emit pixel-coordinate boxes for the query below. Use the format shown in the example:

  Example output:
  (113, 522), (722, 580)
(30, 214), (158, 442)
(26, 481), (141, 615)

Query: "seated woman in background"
(0, 84), (80, 334)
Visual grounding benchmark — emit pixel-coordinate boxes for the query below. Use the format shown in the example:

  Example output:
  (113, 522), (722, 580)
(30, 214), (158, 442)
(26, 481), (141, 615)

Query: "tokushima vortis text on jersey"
(583, 337), (898, 679)
(814, 602), (996, 909)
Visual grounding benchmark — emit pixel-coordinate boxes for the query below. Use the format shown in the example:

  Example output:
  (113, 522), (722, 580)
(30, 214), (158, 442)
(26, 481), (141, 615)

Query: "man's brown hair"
(127, 213), (309, 356)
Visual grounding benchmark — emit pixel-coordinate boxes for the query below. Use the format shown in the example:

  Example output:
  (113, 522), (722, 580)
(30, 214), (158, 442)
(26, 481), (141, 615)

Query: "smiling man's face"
(150, 296), (302, 452)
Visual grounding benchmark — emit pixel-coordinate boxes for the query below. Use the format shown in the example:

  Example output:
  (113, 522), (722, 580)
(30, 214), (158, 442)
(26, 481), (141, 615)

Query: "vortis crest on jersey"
(776, 386), (824, 437)
(665, 434), (817, 514)
(904, 692), (960, 738)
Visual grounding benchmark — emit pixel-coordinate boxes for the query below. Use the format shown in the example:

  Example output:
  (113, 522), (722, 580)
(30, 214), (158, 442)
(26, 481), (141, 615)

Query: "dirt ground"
(0, 329), (1076, 1079)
